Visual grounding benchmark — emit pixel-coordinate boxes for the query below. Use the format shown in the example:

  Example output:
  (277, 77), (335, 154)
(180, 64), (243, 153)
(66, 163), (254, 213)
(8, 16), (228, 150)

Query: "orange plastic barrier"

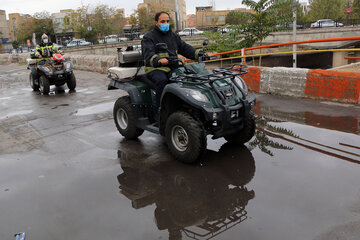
(305, 69), (360, 104)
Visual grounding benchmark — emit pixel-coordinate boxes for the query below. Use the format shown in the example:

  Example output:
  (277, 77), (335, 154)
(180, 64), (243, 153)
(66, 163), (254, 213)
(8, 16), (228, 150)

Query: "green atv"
(108, 40), (256, 163)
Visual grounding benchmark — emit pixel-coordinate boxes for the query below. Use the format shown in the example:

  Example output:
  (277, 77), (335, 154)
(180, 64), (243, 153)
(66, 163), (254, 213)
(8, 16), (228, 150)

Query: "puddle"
(0, 110), (33, 120)
(75, 102), (113, 116)
(0, 97), (12, 101)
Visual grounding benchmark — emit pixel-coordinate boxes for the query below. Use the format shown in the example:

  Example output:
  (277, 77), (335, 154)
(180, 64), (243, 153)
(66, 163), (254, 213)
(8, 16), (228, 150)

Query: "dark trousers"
(147, 70), (169, 108)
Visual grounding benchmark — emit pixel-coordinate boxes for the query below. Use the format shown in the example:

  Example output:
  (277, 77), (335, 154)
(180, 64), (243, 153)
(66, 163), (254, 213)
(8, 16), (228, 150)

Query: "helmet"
(41, 33), (48, 40)
(53, 53), (64, 62)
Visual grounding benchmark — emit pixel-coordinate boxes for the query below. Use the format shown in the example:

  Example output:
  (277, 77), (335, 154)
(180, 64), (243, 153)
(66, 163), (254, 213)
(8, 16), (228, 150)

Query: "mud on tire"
(165, 111), (207, 163)
(114, 96), (144, 139)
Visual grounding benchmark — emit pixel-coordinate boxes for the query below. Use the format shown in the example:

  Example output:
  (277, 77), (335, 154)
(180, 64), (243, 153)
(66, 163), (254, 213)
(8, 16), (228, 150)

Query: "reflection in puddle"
(117, 141), (255, 240)
(75, 102), (113, 116)
(251, 115), (360, 164)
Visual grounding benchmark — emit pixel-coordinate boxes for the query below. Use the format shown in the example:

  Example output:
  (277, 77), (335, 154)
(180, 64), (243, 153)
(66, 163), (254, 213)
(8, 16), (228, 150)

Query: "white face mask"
(43, 39), (48, 43)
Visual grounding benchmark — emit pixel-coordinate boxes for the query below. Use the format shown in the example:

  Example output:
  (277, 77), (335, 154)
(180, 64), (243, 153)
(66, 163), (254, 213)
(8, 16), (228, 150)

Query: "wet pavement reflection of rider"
(35, 33), (60, 63)
(141, 12), (205, 109)
(117, 141), (255, 240)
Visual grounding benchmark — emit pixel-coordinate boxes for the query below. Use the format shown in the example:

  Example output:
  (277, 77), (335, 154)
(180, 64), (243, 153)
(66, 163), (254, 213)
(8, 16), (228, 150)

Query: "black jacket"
(141, 26), (200, 73)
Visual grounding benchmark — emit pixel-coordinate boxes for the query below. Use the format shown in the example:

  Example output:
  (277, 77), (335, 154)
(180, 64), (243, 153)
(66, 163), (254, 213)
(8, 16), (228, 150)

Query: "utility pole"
(174, 0), (180, 31)
(292, 0), (297, 68)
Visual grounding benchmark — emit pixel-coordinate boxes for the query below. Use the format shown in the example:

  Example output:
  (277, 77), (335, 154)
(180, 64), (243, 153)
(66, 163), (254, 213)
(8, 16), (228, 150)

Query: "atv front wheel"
(165, 111), (207, 163)
(67, 72), (76, 90)
(225, 111), (256, 144)
(114, 96), (144, 139)
(39, 75), (50, 94)
(29, 73), (39, 91)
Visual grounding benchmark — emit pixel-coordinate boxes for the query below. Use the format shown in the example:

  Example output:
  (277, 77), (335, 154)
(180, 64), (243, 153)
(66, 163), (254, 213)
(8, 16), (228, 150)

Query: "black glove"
(198, 50), (210, 60)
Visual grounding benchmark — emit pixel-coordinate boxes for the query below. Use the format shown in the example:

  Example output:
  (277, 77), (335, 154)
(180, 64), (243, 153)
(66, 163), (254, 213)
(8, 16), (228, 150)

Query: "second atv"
(108, 40), (256, 163)
(27, 53), (76, 94)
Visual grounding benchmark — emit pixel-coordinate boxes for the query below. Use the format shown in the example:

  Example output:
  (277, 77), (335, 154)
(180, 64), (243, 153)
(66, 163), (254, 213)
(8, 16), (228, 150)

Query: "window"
(219, 15), (225, 21)
(206, 16), (211, 22)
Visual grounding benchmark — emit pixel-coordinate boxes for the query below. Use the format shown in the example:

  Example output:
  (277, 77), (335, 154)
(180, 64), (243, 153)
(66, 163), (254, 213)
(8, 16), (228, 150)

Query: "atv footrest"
(143, 124), (159, 134)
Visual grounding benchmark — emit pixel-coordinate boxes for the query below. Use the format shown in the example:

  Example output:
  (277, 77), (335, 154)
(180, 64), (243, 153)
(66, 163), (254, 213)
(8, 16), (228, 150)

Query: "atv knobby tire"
(29, 73), (39, 91)
(114, 96), (144, 139)
(67, 72), (76, 90)
(39, 75), (50, 94)
(225, 111), (256, 144)
(165, 111), (207, 163)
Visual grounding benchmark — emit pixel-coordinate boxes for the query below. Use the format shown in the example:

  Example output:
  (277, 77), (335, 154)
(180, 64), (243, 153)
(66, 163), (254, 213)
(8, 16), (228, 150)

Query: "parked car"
(99, 35), (128, 44)
(218, 25), (232, 34)
(53, 43), (64, 50)
(66, 39), (91, 47)
(310, 19), (344, 28)
(178, 28), (204, 36)
(276, 22), (305, 29)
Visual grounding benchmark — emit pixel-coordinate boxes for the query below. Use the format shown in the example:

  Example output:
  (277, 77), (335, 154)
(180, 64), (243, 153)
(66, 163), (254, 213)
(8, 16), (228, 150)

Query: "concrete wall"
(242, 66), (360, 104)
(263, 27), (360, 49)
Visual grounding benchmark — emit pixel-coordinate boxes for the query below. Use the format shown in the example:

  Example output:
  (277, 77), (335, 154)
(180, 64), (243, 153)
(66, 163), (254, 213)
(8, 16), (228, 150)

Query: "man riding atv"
(27, 33), (76, 94)
(35, 33), (60, 61)
(141, 11), (207, 112)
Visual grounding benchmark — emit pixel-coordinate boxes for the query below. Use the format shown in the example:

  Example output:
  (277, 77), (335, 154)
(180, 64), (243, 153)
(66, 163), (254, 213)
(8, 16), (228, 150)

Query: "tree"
(226, 11), (250, 25)
(12, 40), (20, 50)
(352, 0), (360, 19)
(63, 4), (125, 43)
(15, 11), (56, 45)
(308, 0), (346, 21)
(32, 11), (57, 42)
(240, 0), (293, 65)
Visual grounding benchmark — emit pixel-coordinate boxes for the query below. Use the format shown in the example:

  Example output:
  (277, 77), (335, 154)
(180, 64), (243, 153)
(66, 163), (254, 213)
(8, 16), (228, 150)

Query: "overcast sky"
(1, 0), (309, 18)
(1, 0), (252, 17)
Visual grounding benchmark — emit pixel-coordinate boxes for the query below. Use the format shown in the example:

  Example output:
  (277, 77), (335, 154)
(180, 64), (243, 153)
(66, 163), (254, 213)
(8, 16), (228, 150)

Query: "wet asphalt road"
(0, 64), (360, 240)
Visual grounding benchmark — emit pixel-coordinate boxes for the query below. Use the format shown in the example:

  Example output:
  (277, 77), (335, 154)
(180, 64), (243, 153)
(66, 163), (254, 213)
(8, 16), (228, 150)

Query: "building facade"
(0, 10), (10, 43)
(142, 0), (187, 30)
(52, 9), (74, 46)
(196, 6), (253, 29)
(186, 14), (196, 28)
(8, 13), (32, 41)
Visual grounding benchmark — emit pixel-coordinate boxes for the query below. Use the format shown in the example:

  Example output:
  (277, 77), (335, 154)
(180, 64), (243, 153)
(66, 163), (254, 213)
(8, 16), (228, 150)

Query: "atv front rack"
(169, 64), (249, 105)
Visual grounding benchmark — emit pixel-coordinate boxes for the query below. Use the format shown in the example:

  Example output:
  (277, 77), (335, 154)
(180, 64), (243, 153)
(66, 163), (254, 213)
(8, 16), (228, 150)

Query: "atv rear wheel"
(39, 75), (50, 94)
(225, 111), (256, 144)
(114, 96), (144, 139)
(29, 73), (39, 91)
(67, 72), (76, 90)
(165, 111), (207, 163)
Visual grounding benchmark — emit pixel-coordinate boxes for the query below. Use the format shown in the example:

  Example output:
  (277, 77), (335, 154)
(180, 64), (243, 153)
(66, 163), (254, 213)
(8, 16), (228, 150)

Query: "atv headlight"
(234, 76), (248, 96)
(65, 62), (73, 72)
(186, 89), (209, 103)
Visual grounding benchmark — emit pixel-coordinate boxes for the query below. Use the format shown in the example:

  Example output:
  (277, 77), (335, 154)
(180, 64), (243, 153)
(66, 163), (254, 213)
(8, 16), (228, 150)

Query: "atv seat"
(108, 66), (145, 79)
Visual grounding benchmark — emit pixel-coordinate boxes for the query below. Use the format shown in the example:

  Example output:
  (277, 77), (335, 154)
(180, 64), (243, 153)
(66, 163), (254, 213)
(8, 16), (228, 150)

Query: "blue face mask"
(159, 24), (170, 32)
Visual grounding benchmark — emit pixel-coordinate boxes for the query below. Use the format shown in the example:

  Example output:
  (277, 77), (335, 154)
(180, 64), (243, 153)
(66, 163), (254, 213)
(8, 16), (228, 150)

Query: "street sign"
(27, 40), (30, 47)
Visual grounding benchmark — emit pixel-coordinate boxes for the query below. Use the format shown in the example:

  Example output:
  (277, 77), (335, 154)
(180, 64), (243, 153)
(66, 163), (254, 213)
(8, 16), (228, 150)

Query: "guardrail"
(195, 36), (360, 67)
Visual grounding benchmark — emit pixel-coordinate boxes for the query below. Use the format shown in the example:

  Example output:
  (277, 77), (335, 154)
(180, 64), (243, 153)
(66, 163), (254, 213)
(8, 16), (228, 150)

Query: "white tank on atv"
(108, 46), (145, 79)
(26, 59), (38, 65)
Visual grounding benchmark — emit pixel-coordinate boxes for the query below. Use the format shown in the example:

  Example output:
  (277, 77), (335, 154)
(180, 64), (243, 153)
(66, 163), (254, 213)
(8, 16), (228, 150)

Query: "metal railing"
(191, 36), (360, 67)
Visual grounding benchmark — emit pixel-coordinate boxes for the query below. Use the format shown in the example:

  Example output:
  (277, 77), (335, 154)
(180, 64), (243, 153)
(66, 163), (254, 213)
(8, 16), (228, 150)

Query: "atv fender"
(161, 83), (207, 110)
(28, 65), (39, 84)
(108, 79), (143, 104)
